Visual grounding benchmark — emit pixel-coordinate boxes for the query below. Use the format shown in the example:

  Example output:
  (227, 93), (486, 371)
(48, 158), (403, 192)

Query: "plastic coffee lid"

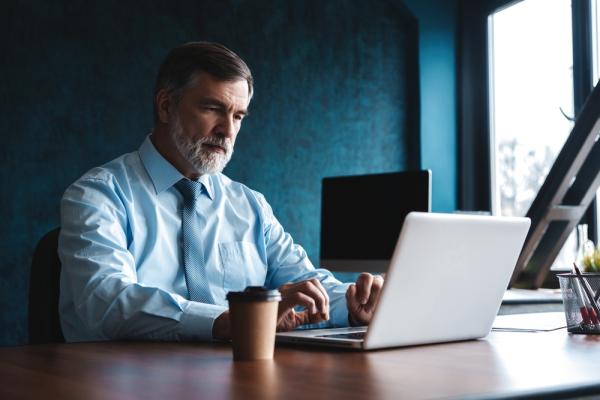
(226, 286), (282, 302)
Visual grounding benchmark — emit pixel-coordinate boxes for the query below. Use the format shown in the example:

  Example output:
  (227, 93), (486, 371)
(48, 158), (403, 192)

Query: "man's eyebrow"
(197, 98), (249, 116)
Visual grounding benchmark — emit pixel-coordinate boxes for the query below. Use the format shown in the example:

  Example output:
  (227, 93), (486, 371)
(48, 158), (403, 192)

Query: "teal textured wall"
(0, 0), (421, 345)
(405, 0), (458, 212)
(220, 0), (419, 268)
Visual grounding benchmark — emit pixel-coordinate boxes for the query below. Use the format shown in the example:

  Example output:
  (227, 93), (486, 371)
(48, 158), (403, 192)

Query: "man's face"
(168, 72), (249, 175)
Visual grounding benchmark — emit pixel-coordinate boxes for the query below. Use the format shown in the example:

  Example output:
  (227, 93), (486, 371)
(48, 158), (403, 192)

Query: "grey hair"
(153, 41), (253, 122)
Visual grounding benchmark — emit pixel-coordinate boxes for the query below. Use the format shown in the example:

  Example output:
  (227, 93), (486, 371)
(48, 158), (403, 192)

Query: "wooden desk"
(2, 330), (600, 399)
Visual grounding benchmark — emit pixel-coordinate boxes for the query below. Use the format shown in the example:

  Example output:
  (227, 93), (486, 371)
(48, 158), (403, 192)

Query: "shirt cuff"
(177, 301), (228, 341)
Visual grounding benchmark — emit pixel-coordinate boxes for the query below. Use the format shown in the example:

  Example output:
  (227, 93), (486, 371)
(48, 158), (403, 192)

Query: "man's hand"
(212, 278), (330, 339)
(277, 279), (330, 331)
(346, 273), (384, 326)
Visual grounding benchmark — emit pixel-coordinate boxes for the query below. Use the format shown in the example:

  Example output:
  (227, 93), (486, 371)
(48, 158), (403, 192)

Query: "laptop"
(277, 212), (531, 350)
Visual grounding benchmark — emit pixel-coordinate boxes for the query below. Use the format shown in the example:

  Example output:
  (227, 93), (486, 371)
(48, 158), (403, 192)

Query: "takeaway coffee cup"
(226, 286), (281, 361)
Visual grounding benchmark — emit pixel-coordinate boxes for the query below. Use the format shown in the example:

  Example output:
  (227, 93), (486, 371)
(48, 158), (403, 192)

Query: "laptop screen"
(320, 170), (431, 272)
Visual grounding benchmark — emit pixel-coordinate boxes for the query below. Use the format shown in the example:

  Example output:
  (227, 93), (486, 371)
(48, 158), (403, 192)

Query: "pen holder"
(558, 273), (600, 334)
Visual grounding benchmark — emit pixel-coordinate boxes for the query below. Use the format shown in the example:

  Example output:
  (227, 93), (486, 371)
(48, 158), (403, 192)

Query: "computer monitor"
(320, 170), (431, 272)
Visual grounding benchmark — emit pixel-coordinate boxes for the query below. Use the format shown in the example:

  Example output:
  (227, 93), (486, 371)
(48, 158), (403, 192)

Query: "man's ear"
(155, 89), (172, 124)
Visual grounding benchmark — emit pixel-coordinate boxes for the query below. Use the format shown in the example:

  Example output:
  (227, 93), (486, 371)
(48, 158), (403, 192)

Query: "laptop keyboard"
(317, 331), (365, 340)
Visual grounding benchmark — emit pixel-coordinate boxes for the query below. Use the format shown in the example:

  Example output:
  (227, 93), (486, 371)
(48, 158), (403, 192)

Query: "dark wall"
(0, 0), (419, 345)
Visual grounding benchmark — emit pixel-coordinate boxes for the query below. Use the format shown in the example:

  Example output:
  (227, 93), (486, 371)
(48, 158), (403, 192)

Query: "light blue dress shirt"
(58, 135), (351, 342)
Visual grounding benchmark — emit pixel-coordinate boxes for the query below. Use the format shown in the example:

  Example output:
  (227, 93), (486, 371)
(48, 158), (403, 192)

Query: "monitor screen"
(320, 170), (431, 272)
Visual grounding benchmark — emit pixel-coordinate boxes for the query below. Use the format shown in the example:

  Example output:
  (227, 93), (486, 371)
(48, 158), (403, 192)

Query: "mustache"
(200, 136), (232, 152)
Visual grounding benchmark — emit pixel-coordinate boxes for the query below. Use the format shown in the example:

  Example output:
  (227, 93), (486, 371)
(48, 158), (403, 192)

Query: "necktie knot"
(175, 179), (202, 202)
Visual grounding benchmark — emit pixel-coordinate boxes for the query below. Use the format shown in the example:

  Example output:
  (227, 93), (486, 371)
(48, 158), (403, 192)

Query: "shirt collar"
(197, 173), (214, 200)
(138, 134), (214, 200)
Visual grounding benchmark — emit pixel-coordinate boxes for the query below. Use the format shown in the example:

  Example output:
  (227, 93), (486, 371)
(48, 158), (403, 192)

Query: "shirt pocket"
(218, 241), (267, 292)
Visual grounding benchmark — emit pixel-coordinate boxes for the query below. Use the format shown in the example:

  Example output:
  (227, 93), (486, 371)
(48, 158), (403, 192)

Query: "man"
(59, 42), (384, 342)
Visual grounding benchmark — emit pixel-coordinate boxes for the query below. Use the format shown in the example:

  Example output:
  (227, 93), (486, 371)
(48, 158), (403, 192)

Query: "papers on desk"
(492, 312), (567, 332)
(502, 288), (563, 304)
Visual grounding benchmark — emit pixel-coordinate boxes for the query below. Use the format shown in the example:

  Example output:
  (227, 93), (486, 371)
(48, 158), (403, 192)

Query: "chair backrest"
(28, 227), (65, 344)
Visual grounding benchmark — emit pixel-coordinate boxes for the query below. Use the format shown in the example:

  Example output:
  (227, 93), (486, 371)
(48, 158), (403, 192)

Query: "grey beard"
(169, 118), (234, 175)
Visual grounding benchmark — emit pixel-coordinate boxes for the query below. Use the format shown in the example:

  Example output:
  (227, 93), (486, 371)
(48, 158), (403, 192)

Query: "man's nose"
(217, 115), (237, 138)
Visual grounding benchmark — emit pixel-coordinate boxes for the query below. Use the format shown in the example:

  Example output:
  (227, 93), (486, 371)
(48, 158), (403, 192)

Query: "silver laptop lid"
(364, 212), (530, 349)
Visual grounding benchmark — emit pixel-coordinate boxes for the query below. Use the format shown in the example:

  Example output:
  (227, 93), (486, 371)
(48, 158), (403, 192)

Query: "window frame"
(459, 0), (598, 244)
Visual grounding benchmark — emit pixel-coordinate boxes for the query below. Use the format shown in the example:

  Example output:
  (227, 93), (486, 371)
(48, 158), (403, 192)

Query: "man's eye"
(234, 114), (245, 121)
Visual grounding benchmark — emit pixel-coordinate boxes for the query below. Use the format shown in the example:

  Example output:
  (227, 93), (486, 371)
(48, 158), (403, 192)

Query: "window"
(593, 0), (600, 239)
(488, 0), (577, 268)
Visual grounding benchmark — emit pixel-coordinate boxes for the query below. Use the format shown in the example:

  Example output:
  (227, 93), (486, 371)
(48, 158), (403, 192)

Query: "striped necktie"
(175, 178), (213, 303)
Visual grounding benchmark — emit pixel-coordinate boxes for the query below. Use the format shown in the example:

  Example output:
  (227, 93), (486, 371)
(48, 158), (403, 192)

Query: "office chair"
(28, 227), (65, 344)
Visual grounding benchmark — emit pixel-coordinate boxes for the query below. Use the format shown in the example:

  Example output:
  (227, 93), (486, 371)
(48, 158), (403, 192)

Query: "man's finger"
(277, 309), (296, 331)
(364, 275), (384, 312)
(294, 310), (327, 326)
(278, 282), (293, 293)
(346, 284), (366, 325)
(297, 280), (329, 317)
(279, 280), (329, 317)
(309, 278), (330, 309)
(355, 273), (374, 305)
(346, 284), (359, 310)
(279, 291), (318, 315)
(277, 307), (328, 332)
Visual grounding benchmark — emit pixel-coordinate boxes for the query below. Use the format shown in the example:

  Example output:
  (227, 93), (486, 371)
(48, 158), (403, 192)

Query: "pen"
(575, 265), (600, 309)
(573, 263), (600, 329)
(572, 272), (592, 328)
